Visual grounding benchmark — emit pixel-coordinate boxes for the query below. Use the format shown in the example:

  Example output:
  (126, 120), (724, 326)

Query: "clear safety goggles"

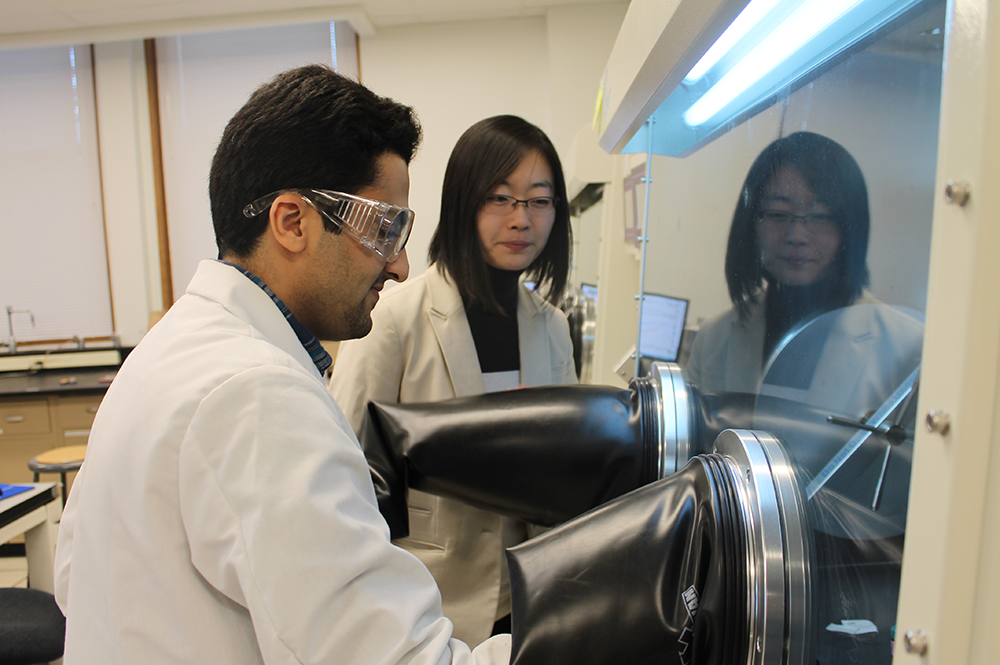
(242, 188), (414, 262)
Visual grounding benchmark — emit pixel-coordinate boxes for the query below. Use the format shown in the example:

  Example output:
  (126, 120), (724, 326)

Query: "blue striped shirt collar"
(217, 260), (333, 376)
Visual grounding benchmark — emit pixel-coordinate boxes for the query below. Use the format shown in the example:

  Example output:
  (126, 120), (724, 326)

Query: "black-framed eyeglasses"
(243, 189), (414, 262)
(758, 209), (838, 233)
(483, 194), (558, 214)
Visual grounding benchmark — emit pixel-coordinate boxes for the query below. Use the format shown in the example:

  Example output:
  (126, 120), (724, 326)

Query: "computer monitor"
(638, 292), (689, 363)
(580, 282), (598, 304)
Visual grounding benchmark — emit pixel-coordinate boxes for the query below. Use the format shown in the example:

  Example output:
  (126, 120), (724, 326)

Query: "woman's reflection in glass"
(684, 131), (872, 394)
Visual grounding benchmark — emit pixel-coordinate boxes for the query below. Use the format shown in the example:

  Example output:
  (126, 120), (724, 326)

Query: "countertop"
(0, 348), (128, 398)
(0, 367), (117, 397)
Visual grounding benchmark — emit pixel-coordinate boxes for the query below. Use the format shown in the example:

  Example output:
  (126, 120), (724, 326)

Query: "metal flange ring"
(713, 429), (812, 665)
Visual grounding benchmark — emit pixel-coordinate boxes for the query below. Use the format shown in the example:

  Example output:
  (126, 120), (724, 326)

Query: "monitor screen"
(580, 282), (598, 304)
(638, 292), (689, 362)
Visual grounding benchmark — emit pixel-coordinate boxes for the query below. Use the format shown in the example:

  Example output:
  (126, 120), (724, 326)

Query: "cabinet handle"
(86, 407), (99, 413)
(3, 415), (25, 423)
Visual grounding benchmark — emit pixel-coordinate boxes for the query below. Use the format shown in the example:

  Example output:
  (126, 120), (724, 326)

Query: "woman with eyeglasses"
(329, 114), (576, 645)
(683, 131), (877, 395)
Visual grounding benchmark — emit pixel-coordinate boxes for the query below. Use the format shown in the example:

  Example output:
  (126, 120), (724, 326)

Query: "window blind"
(0, 45), (112, 344)
(156, 22), (357, 300)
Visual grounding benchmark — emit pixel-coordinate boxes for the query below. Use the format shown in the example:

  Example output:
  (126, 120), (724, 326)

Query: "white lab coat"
(54, 260), (510, 665)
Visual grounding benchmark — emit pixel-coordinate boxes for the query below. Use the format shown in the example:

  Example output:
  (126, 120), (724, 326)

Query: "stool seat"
(29, 445), (87, 472)
(29, 445), (86, 499)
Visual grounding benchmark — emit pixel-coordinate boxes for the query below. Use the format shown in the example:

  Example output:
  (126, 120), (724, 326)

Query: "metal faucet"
(5, 306), (35, 354)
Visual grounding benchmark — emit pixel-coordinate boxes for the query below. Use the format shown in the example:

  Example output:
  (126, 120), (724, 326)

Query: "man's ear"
(267, 194), (311, 255)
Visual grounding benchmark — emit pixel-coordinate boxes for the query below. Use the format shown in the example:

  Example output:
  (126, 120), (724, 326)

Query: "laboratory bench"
(0, 483), (60, 592)
(0, 348), (128, 489)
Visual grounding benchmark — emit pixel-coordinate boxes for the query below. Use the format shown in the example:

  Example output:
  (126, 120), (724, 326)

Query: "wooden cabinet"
(55, 394), (102, 446)
(0, 400), (51, 438)
(0, 392), (104, 488)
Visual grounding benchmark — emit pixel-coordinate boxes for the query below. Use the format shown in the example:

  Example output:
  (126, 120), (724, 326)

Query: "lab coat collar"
(215, 260), (332, 375)
(185, 260), (323, 381)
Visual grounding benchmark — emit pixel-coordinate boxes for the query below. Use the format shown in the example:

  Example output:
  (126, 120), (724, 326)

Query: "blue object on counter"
(0, 483), (33, 499)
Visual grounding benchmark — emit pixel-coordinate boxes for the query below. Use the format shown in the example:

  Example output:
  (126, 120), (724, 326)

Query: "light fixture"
(621, 0), (932, 156)
(683, 0), (784, 85)
(684, 0), (866, 127)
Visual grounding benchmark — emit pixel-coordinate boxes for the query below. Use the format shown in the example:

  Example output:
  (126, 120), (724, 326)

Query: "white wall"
(357, 4), (627, 280)
(87, 4), (627, 340)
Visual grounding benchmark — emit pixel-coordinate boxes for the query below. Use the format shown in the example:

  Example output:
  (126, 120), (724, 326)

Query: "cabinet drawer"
(0, 437), (54, 483)
(56, 394), (103, 431)
(0, 400), (51, 437)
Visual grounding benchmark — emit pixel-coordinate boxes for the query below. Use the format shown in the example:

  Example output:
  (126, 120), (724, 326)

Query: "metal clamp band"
(713, 429), (812, 665)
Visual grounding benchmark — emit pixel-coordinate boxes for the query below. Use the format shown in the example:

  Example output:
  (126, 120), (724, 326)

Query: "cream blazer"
(330, 266), (577, 645)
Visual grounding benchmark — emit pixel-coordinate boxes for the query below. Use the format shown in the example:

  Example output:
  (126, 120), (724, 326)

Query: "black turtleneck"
(464, 266), (521, 374)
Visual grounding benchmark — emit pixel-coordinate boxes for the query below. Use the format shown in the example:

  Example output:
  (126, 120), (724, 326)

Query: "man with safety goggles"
(237, 186), (415, 342)
(53, 65), (512, 665)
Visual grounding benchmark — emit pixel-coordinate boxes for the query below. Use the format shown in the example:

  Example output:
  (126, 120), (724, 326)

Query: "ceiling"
(0, 0), (628, 49)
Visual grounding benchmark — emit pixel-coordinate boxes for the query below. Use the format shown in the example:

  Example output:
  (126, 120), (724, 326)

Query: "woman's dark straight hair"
(725, 131), (871, 321)
(428, 115), (572, 313)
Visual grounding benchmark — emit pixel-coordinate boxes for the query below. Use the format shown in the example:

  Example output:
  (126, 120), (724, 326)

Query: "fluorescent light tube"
(684, 0), (785, 84)
(683, 0), (865, 126)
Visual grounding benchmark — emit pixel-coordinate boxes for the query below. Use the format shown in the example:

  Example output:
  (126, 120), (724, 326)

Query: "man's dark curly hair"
(209, 64), (421, 259)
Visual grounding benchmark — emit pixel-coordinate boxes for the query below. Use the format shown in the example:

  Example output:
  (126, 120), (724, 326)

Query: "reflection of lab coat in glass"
(684, 292), (922, 416)
(330, 266), (576, 645)
(54, 260), (510, 665)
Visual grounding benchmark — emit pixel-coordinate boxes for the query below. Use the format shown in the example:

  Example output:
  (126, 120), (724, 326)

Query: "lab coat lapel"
(426, 268), (485, 397)
(187, 260), (322, 381)
(518, 287), (550, 388)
